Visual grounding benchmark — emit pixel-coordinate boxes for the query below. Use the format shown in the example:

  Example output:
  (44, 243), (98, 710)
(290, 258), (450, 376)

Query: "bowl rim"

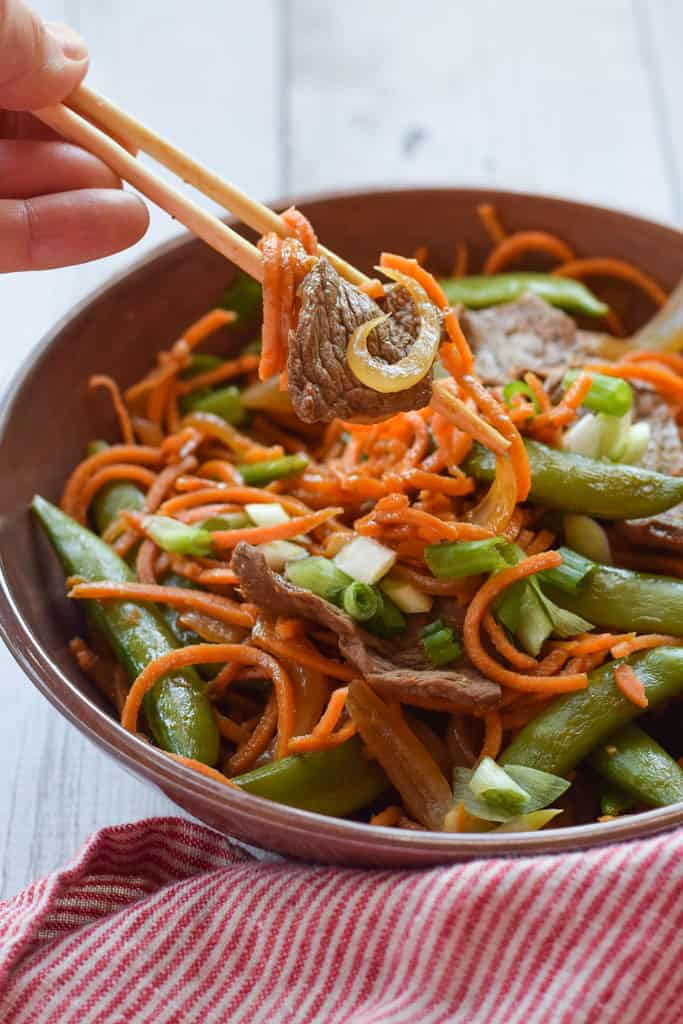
(2, 184), (683, 861)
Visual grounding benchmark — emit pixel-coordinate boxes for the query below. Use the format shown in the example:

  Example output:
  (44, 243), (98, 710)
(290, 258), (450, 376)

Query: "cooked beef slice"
(232, 543), (500, 710)
(288, 259), (432, 424)
(614, 389), (683, 553)
(460, 293), (606, 388)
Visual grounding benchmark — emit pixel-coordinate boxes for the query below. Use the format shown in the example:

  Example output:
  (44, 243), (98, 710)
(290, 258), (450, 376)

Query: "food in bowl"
(33, 201), (683, 835)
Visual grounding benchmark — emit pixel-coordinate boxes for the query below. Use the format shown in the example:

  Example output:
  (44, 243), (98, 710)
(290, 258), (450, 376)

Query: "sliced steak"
(232, 543), (500, 710)
(288, 259), (432, 424)
(460, 293), (605, 388)
(614, 389), (683, 553)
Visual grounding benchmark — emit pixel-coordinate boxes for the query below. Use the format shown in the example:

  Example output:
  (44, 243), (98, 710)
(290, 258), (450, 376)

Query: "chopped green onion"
(597, 410), (632, 460)
(181, 354), (224, 379)
(563, 513), (612, 565)
(237, 453), (309, 486)
(422, 626), (463, 666)
(539, 547), (596, 593)
(285, 556), (351, 603)
(221, 270), (262, 323)
(143, 514), (213, 556)
(245, 502), (289, 527)
(342, 582), (380, 621)
(469, 757), (530, 815)
(260, 540), (308, 571)
(364, 589), (406, 637)
(562, 413), (602, 458)
(334, 535), (396, 585)
(516, 584), (553, 656)
(621, 421), (651, 465)
(503, 380), (540, 413)
(493, 579), (525, 635)
(502, 764), (571, 808)
(201, 512), (250, 531)
(454, 762), (571, 823)
(380, 576), (433, 614)
(181, 385), (247, 425)
(563, 369), (633, 417)
(425, 537), (507, 579)
(420, 618), (446, 639)
(493, 809), (563, 832)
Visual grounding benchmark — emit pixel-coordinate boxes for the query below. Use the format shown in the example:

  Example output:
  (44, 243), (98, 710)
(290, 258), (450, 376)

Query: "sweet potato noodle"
(42, 201), (683, 834)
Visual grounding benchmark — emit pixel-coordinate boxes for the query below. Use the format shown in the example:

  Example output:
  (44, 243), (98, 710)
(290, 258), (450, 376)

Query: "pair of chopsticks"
(34, 86), (371, 288)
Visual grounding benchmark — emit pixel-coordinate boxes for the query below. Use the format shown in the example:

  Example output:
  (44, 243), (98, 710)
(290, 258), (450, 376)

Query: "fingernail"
(45, 22), (88, 62)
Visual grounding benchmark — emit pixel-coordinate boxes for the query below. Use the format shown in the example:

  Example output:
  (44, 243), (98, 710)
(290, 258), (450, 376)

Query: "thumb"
(0, 1), (88, 111)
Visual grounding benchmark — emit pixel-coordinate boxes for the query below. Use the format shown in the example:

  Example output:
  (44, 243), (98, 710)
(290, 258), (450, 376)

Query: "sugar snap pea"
(500, 646), (683, 776)
(439, 273), (608, 317)
(233, 735), (387, 815)
(544, 564), (683, 637)
(32, 496), (220, 765)
(590, 722), (683, 808)
(463, 439), (683, 520)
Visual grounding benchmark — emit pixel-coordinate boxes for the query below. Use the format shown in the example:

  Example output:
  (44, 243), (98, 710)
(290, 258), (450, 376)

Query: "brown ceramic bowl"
(1, 188), (682, 866)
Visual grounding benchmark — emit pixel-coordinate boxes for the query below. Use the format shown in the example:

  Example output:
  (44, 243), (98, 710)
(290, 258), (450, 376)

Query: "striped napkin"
(0, 816), (681, 1023)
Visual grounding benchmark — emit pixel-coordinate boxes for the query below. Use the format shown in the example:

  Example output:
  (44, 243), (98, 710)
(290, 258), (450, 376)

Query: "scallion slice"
(539, 547), (596, 593)
(143, 514), (213, 556)
(468, 757), (530, 815)
(342, 581), (380, 621)
(422, 627), (463, 666)
(503, 380), (540, 413)
(563, 369), (633, 417)
(285, 556), (351, 603)
(334, 535), (396, 585)
(237, 453), (309, 486)
(425, 537), (507, 579)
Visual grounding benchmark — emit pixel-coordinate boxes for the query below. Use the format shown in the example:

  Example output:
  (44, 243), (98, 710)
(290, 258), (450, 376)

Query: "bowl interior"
(2, 187), (683, 866)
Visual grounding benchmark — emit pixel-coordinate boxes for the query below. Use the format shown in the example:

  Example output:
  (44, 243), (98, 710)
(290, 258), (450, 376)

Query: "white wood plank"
(0, 0), (280, 896)
(633, 0), (683, 225)
(289, 0), (674, 222)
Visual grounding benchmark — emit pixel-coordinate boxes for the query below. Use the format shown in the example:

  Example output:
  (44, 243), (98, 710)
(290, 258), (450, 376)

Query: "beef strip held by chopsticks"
(288, 259), (433, 423)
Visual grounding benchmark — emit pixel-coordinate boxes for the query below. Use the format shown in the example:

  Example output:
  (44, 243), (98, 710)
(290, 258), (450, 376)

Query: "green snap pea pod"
(439, 273), (608, 317)
(499, 647), (683, 776)
(180, 385), (247, 425)
(463, 439), (683, 520)
(590, 723), (683, 808)
(233, 735), (388, 815)
(32, 496), (220, 765)
(544, 565), (683, 637)
(238, 453), (309, 486)
(599, 779), (636, 818)
(86, 442), (146, 536)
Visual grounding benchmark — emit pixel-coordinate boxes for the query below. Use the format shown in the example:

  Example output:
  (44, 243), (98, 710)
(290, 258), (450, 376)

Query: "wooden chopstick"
(66, 85), (373, 290)
(34, 103), (264, 281)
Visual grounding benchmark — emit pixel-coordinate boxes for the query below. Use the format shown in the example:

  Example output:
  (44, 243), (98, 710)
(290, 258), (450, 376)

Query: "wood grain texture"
(0, 0), (682, 895)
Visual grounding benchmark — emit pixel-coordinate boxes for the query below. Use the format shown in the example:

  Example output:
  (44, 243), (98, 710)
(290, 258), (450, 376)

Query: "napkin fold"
(0, 816), (681, 1023)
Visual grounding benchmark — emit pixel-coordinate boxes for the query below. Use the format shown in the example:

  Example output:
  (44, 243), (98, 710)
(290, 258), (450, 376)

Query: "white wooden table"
(1, 0), (681, 897)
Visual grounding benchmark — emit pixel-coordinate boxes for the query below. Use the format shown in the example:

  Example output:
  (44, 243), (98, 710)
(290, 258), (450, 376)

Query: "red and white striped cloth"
(0, 817), (681, 1023)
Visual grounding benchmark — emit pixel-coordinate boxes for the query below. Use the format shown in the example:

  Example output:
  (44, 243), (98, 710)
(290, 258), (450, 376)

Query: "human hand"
(0, 0), (148, 271)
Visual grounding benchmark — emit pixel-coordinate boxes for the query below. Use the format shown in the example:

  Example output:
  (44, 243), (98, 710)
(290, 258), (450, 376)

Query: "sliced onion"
(467, 453), (517, 533)
(241, 375), (294, 414)
(347, 268), (441, 393)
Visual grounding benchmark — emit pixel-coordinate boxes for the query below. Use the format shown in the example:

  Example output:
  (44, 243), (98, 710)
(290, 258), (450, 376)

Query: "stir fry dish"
(33, 203), (683, 834)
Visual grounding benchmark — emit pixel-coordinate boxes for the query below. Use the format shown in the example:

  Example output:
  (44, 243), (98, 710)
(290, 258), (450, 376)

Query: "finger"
(0, 110), (61, 141)
(0, 6), (88, 110)
(0, 141), (121, 197)
(0, 189), (149, 271)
